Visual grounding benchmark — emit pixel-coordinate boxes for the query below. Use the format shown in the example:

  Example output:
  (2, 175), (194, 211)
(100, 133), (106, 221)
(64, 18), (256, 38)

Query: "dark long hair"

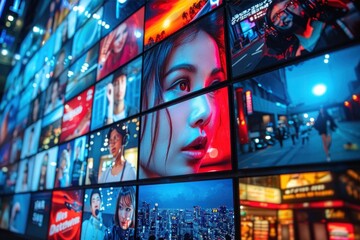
(140, 10), (225, 169)
(114, 186), (136, 228)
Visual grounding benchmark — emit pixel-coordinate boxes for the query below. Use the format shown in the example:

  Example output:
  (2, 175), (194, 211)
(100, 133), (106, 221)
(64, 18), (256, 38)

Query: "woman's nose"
(189, 94), (212, 128)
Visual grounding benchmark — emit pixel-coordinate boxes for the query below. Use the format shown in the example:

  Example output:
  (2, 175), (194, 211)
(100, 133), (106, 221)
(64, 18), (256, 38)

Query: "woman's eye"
(210, 79), (221, 87)
(179, 81), (190, 92)
(169, 79), (190, 92)
(126, 207), (132, 212)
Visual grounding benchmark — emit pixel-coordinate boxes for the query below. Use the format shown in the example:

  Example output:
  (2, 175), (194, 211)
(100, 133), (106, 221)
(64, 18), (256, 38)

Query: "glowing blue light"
(312, 84), (326, 96)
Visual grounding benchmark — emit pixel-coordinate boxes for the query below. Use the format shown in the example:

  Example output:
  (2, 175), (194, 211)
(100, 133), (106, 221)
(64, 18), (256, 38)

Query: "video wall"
(0, 0), (360, 239)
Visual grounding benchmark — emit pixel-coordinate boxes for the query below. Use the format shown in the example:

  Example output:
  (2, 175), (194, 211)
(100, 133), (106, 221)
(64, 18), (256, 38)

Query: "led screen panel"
(141, 8), (227, 111)
(144, 0), (223, 49)
(0, 196), (12, 230)
(32, 147), (58, 191)
(28, 92), (46, 126)
(234, 44), (360, 169)
(60, 86), (94, 142)
(54, 135), (88, 188)
(25, 192), (52, 239)
(9, 193), (31, 234)
(238, 168), (360, 240)
(137, 179), (234, 239)
(102, 0), (145, 37)
(53, 39), (73, 79)
(139, 87), (231, 179)
(81, 186), (136, 240)
(44, 77), (66, 117)
(0, 97), (19, 146)
(15, 158), (35, 193)
(97, 7), (144, 81)
(20, 120), (42, 159)
(91, 56), (142, 131)
(227, 0), (360, 79)
(85, 119), (139, 185)
(65, 44), (98, 101)
(75, 0), (104, 30)
(48, 189), (83, 240)
(39, 106), (63, 151)
(72, 8), (102, 61)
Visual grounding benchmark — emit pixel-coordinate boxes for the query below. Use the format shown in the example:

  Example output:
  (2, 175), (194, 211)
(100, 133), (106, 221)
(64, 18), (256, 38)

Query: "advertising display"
(0, 1), (359, 239)
(280, 171), (334, 202)
(60, 86), (94, 142)
(25, 192), (52, 239)
(48, 189), (83, 240)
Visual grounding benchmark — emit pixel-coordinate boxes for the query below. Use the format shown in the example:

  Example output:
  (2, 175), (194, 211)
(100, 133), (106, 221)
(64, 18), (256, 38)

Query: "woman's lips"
(120, 221), (128, 228)
(181, 136), (208, 160)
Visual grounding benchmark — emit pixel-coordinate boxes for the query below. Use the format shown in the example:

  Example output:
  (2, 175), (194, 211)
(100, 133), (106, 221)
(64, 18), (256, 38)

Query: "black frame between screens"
(1, 0), (360, 239)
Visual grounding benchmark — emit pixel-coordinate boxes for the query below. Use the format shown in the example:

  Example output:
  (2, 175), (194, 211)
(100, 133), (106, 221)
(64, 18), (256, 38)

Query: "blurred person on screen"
(0, 199), (10, 229)
(56, 149), (70, 187)
(72, 141), (86, 186)
(21, 161), (30, 192)
(139, 11), (228, 178)
(97, 11), (142, 80)
(44, 79), (63, 115)
(31, 97), (41, 124)
(98, 123), (136, 183)
(9, 201), (21, 232)
(263, 0), (357, 61)
(38, 153), (49, 190)
(104, 186), (135, 240)
(81, 189), (106, 240)
(105, 71), (138, 125)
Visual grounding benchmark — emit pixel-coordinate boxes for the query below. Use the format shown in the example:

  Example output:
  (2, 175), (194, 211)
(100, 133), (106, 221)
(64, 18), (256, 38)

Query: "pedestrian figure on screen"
(314, 107), (337, 161)
(276, 122), (286, 148)
(288, 120), (297, 145)
(299, 121), (309, 146)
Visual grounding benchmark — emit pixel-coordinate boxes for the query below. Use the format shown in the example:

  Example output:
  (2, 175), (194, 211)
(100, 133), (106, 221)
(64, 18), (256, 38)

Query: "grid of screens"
(0, 0), (360, 239)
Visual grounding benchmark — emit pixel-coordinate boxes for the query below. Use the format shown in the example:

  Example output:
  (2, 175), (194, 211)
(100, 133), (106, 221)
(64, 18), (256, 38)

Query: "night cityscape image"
(137, 179), (235, 240)
(235, 44), (360, 169)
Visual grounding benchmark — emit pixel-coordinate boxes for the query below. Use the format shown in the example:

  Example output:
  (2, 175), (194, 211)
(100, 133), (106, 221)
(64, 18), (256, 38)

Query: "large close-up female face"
(113, 23), (129, 54)
(109, 129), (123, 158)
(117, 196), (134, 230)
(140, 30), (225, 177)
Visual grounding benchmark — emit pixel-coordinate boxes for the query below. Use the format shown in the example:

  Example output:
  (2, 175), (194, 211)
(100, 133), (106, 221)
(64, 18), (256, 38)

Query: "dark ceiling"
(0, 0), (39, 101)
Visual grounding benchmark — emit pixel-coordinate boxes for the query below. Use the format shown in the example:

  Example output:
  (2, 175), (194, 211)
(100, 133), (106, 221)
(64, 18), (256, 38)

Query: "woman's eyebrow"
(211, 67), (224, 76)
(164, 64), (195, 78)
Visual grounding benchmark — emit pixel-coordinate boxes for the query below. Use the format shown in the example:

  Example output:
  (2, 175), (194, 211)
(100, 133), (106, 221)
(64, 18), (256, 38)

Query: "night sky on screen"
(139, 179), (233, 209)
